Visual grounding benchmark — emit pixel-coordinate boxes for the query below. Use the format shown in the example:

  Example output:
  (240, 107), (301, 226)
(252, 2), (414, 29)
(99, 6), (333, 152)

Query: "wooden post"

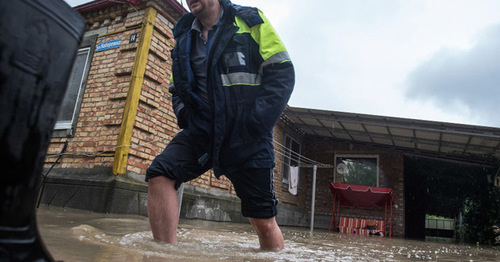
(113, 7), (157, 175)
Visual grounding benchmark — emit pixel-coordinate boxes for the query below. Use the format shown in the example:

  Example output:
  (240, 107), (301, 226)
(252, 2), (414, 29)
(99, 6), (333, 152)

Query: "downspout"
(113, 7), (157, 175)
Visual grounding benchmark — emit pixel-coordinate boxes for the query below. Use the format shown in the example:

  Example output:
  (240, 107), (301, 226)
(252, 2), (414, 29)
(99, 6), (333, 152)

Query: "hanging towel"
(288, 166), (299, 195)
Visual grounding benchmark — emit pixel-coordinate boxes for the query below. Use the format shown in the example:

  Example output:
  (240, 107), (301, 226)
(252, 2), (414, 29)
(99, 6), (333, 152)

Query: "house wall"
(292, 136), (405, 237)
(46, 2), (174, 172)
(273, 119), (306, 204)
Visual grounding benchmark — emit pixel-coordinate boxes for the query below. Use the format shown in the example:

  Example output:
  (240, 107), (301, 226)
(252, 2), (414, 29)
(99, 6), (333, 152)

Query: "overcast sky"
(66, 0), (500, 128)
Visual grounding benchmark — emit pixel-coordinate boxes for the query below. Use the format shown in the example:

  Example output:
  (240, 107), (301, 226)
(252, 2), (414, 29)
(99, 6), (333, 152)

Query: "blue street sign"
(96, 39), (122, 52)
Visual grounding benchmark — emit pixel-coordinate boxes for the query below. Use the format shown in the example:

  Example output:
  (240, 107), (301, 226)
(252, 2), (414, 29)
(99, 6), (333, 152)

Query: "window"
(53, 35), (97, 137)
(335, 155), (378, 187)
(282, 135), (301, 185)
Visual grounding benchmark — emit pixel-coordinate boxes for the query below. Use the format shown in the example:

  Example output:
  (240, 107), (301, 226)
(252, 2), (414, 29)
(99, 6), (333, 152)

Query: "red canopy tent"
(328, 183), (393, 237)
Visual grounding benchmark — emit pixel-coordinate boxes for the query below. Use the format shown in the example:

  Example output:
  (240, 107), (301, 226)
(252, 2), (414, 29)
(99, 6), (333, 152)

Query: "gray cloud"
(406, 24), (500, 126)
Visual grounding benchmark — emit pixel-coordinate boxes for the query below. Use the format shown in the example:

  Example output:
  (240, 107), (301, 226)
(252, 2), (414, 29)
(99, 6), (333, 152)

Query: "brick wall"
(295, 136), (405, 236)
(46, 4), (133, 170)
(46, 3), (178, 173)
(273, 119), (307, 206)
(126, 8), (176, 175)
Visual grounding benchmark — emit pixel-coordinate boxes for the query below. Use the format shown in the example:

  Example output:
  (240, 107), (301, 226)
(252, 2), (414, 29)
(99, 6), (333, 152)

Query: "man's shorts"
(146, 130), (278, 219)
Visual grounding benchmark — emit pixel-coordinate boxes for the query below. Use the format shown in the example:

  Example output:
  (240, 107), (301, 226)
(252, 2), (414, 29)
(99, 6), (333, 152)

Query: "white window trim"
(52, 34), (97, 137)
(54, 47), (91, 131)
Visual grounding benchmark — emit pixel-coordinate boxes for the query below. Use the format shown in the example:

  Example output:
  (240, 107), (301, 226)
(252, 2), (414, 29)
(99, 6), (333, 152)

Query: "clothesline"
(272, 140), (334, 233)
(273, 139), (325, 166)
(273, 140), (333, 168)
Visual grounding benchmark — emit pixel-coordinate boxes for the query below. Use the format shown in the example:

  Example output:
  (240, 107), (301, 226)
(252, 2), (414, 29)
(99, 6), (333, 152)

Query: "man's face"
(187, 0), (217, 16)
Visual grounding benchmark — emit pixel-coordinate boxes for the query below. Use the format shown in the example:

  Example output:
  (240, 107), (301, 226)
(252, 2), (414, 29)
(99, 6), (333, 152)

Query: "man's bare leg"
(249, 217), (284, 251)
(147, 176), (179, 243)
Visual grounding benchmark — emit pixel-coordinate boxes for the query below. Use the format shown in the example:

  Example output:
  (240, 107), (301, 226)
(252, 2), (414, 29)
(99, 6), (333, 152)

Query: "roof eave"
(74, 0), (187, 16)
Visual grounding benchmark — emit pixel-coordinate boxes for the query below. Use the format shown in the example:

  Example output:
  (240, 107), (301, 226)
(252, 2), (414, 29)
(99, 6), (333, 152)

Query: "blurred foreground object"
(0, 0), (85, 260)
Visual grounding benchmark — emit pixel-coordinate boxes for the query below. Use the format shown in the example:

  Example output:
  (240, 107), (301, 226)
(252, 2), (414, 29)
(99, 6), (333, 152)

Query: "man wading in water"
(145, 0), (294, 251)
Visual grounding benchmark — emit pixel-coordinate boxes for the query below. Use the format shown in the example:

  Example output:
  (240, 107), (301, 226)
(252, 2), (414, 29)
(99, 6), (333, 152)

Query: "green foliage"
(426, 214), (452, 219)
(461, 186), (500, 245)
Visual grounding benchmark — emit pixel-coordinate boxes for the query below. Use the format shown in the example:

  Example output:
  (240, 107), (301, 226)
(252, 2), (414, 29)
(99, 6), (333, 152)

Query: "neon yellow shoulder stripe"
(235, 10), (289, 62)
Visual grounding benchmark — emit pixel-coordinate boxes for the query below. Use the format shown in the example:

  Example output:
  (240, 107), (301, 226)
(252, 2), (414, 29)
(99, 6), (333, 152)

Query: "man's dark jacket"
(169, 0), (294, 176)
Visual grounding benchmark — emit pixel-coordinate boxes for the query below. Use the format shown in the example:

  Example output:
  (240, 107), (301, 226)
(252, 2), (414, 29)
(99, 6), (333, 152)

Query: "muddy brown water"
(37, 206), (498, 261)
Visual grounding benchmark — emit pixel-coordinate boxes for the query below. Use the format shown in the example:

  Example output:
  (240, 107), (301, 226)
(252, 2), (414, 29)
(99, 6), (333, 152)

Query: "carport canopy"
(283, 106), (500, 165)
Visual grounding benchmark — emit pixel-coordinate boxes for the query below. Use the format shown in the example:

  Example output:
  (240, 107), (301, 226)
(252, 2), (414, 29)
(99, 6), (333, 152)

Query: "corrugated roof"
(284, 106), (500, 165)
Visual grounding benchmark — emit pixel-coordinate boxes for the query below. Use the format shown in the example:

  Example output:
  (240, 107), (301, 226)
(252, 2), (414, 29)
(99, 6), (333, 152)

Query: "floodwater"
(37, 206), (498, 261)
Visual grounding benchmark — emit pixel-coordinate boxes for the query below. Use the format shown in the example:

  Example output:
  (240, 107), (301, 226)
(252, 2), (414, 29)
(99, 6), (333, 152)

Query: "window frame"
(52, 34), (97, 137)
(333, 154), (379, 187)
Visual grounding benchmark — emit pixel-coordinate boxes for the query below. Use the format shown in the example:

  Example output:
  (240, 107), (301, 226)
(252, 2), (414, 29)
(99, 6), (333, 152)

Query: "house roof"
(283, 106), (500, 166)
(74, 0), (186, 16)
